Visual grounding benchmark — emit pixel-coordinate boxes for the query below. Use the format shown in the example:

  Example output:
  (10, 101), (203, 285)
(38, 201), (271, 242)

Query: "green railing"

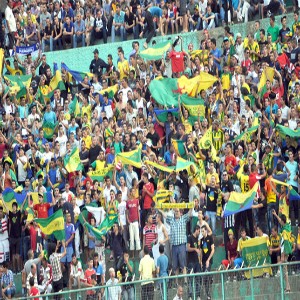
(19, 261), (300, 299)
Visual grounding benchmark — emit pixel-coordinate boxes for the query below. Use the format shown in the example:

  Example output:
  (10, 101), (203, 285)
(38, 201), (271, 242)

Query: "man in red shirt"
(249, 164), (266, 196)
(224, 143), (237, 176)
(84, 258), (97, 297)
(31, 192), (56, 219)
(169, 37), (188, 75)
(126, 189), (141, 257)
(141, 172), (154, 229)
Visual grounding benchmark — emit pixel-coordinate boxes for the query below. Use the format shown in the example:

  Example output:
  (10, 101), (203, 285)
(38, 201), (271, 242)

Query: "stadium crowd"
(0, 0), (300, 300)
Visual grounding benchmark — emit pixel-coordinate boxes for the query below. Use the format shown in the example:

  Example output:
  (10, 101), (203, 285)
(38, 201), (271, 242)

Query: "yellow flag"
(257, 67), (275, 91)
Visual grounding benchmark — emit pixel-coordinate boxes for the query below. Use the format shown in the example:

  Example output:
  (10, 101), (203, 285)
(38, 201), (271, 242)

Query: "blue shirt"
(1, 270), (15, 289)
(210, 48), (222, 71)
(265, 104), (278, 119)
(149, 7), (163, 17)
(157, 254), (168, 277)
(62, 8), (74, 20)
(88, 227), (96, 249)
(68, 124), (79, 137)
(285, 160), (298, 188)
(48, 168), (57, 185)
(114, 11), (125, 24)
(163, 151), (173, 166)
(43, 111), (57, 123)
(74, 19), (85, 33)
(65, 223), (75, 247)
(63, 21), (74, 33)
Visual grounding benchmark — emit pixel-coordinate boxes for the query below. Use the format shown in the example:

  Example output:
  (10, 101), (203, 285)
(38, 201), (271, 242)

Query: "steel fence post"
(221, 271), (225, 300)
(279, 264), (284, 300)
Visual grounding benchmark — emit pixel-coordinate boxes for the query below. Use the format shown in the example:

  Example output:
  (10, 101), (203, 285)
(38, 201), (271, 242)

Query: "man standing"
(200, 225), (215, 300)
(49, 241), (67, 300)
(187, 225), (201, 299)
(89, 49), (109, 80)
(166, 207), (191, 286)
(106, 268), (122, 300)
(141, 172), (154, 229)
(5, 0), (17, 49)
(139, 246), (155, 300)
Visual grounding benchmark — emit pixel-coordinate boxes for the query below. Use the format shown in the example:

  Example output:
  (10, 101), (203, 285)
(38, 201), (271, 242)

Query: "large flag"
(85, 206), (106, 226)
(140, 41), (171, 60)
(198, 127), (219, 162)
(115, 144), (142, 168)
(68, 96), (81, 117)
(224, 182), (259, 217)
(177, 73), (218, 97)
(4, 74), (31, 98)
(35, 209), (65, 240)
(276, 124), (300, 139)
(42, 121), (58, 139)
(175, 157), (196, 172)
(61, 62), (93, 83)
(144, 160), (175, 173)
(241, 236), (272, 278)
(87, 165), (114, 181)
(80, 213), (118, 240)
(2, 188), (19, 212)
(154, 108), (179, 122)
(64, 148), (83, 173)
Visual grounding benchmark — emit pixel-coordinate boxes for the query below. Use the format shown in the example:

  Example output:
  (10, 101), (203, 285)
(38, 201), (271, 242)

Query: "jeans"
(124, 26), (138, 41)
(21, 235), (30, 261)
(73, 33), (85, 48)
(203, 19), (215, 29)
(189, 19), (201, 31)
(267, 202), (278, 235)
(122, 286), (134, 300)
(111, 25), (125, 42)
(187, 262), (201, 297)
(53, 37), (62, 50)
(206, 211), (216, 234)
(42, 37), (53, 52)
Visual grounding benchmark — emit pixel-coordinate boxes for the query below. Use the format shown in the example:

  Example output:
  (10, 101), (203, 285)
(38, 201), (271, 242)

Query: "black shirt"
(39, 63), (50, 76)
(80, 149), (90, 172)
(187, 234), (199, 264)
(111, 231), (124, 258)
(89, 145), (101, 164)
(89, 57), (109, 79)
(205, 186), (219, 212)
(146, 131), (160, 154)
(125, 13), (135, 33)
(8, 210), (22, 238)
(31, 75), (40, 94)
(200, 234), (214, 264)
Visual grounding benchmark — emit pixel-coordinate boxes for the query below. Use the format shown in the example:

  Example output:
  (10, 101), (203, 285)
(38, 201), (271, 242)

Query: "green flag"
(276, 124), (300, 138)
(172, 139), (186, 158)
(42, 121), (58, 139)
(68, 96), (81, 117)
(140, 41), (171, 60)
(64, 148), (83, 173)
(4, 74), (31, 99)
(116, 144), (142, 168)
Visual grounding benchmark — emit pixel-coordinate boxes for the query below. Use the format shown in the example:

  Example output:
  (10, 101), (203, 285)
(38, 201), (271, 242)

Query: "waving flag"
(153, 190), (173, 203)
(35, 209), (65, 240)
(172, 139), (186, 158)
(177, 73), (218, 97)
(97, 84), (119, 99)
(0, 49), (4, 75)
(224, 182), (259, 217)
(61, 62), (93, 83)
(144, 160), (175, 173)
(140, 41), (171, 60)
(233, 125), (259, 142)
(275, 124), (300, 138)
(64, 148), (83, 173)
(42, 121), (58, 139)
(68, 96), (81, 117)
(154, 108), (179, 122)
(79, 213), (118, 240)
(257, 67), (274, 94)
(4, 74), (31, 99)
(175, 157), (196, 172)
(115, 144), (142, 168)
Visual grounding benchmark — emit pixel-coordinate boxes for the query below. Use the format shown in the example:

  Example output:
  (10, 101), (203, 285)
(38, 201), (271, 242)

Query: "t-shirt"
(8, 210), (22, 238)
(187, 234), (199, 264)
(143, 182), (154, 209)
(85, 268), (96, 295)
(33, 203), (50, 219)
(205, 186), (218, 212)
(29, 286), (39, 300)
(143, 224), (157, 251)
(126, 198), (139, 223)
(169, 50), (185, 73)
(200, 234), (214, 264)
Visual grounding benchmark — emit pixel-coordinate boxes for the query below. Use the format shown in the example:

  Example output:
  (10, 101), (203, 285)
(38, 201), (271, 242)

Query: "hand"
(206, 260), (210, 269)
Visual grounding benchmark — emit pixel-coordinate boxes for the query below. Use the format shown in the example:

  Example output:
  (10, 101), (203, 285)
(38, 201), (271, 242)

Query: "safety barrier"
(19, 261), (300, 299)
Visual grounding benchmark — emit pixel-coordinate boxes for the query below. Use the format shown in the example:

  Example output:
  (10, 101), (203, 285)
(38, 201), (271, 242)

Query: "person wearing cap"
(221, 229), (237, 270)
(89, 48), (109, 80)
(29, 191), (56, 219)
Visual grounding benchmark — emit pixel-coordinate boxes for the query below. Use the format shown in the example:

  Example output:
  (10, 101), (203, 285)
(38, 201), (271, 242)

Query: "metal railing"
(19, 261), (300, 300)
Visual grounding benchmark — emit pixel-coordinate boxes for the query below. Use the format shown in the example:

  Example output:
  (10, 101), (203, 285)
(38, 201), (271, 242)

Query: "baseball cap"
(236, 33), (242, 39)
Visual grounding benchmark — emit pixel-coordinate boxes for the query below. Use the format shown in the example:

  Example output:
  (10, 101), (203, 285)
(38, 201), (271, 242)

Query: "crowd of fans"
(0, 0), (300, 300)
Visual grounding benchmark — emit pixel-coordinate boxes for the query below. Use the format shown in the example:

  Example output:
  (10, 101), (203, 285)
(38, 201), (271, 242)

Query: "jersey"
(237, 172), (250, 193)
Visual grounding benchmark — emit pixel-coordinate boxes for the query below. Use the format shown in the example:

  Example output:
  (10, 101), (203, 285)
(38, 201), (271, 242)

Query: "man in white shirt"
(55, 125), (68, 157)
(5, 0), (17, 49)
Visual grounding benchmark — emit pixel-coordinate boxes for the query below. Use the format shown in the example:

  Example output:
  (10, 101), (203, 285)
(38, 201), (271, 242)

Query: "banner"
(10, 43), (40, 56)
(87, 166), (114, 181)
(241, 236), (272, 278)
(156, 202), (193, 209)
(153, 190), (173, 203)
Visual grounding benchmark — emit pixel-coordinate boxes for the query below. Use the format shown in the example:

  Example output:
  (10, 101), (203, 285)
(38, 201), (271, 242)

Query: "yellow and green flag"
(68, 96), (81, 117)
(140, 41), (171, 61)
(4, 74), (31, 99)
(144, 160), (175, 173)
(35, 209), (65, 240)
(258, 67), (274, 97)
(224, 182), (259, 217)
(153, 190), (173, 203)
(64, 148), (83, 173)
(42, 121), (58, 139)
(241, 236), (272, 278)
(172, 139), (186, 158)
(115, 144), (142, 168)
(97, 84), (119, 99)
